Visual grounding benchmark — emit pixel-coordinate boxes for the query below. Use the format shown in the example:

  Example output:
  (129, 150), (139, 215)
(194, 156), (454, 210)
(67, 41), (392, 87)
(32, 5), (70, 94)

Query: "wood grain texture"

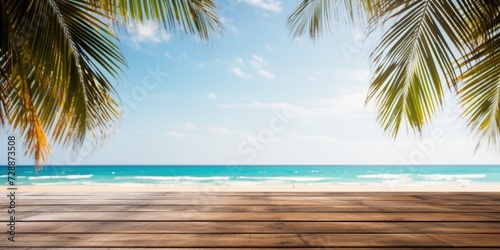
(1, 191), (499, 248)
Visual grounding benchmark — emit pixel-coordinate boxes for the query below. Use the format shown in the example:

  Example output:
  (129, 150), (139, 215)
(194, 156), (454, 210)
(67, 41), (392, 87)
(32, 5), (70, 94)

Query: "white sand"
(4, 183), (500, 192)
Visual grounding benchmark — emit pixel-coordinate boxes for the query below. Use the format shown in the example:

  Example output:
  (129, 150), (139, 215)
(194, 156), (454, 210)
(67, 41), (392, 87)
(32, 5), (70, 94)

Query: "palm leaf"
(458, 0), (500, 152)
(3, 0), (124, 166)
(367, 0), (473, 137)
(459, 37), (500, 152)
(1, 0), (222, 167)
(288, 0), (500, 153)
(287, 0), (369, 39)
(100, 0), (221, 41)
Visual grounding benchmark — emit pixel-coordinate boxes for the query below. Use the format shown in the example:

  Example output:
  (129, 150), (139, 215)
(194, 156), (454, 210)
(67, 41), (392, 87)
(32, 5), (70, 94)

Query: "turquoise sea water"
(4, 165), (500, 186)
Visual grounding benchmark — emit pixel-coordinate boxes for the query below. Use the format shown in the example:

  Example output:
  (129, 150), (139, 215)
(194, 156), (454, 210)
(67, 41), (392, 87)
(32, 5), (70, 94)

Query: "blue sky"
(6, 0), (500, 165)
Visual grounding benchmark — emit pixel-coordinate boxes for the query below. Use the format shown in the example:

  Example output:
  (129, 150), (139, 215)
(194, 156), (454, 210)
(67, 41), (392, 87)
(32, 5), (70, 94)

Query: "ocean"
(5, 165), (500, 186)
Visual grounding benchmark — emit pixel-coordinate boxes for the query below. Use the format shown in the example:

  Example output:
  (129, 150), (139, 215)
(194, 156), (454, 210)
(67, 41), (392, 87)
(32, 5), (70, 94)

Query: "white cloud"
(242, 0), (282, 12)
(220, 55), (275, 80)
(164, 52), (174, 60)
(249, 54), (266, 68)
(309, 76), (318, 83)
(197, 63), (206, 69)
(258, 69), (276, 79)
(352, 29), (370, 44)
(217, 103), (241, 108)
(218, 90), (373, 119)
(209, 126), (236, 136)
(218, 101), (302, 112)
(166, 130), (187, 138)
(234, 57), (245, 67)
(229, 67), (253, 79)
(207, 92), (218, 99)
(175, 123), (197, 130)
(220, 16), (240, 35)
(250, 55), (276, 80)
(128, 22), (171, 44)
(265, 45), (274, 51)
(334, 69), (370, 82)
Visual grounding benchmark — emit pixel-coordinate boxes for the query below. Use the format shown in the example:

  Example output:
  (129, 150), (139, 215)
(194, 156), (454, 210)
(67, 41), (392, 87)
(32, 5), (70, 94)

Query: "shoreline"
(4, 183), (500, 192)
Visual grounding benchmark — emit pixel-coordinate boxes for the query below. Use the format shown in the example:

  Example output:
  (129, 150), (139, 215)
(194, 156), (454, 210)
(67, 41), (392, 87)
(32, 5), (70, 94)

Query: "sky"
(5, 0), (500, 166)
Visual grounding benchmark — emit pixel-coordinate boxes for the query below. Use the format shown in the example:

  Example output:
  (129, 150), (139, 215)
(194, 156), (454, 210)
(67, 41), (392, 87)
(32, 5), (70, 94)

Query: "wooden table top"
(2, 191), (500, 248)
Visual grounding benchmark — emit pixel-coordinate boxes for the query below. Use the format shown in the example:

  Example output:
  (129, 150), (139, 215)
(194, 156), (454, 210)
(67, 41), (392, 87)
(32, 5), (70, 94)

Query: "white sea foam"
(237, 176), (326, 182)
(418, 174), (486, 181)
(0, 175), (26, 179)
(32, 182), (80, 186)
(357, 174), (412, 180)
(32, 181), (149, 186)
(116, 176), (231, 181)
(28, 174), (93, 180)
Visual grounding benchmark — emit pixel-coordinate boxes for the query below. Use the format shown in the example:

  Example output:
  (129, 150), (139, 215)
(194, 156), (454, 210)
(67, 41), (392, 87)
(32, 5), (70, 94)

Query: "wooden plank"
(10, 204), (500, 213)
(300, 234), (450, 247)
(16, 221), (500, 234)
(0, 234), (306, 248)
(15, 191), (445, 196)
(10, 249), (384, 250)
(386, 212), (500, 221)
(15, 199), (362, 206)
(398, 222), (500, 233)
(14, 211), (394, 221)
(15, 197), (500, 206)
(17, 221), (407, 234)
(360, 200), (500, 206)
(427, 234), (500, 247)
(2, 249), (382, 250)
(415, 194), (500, 201)
(15, 194), (426, 201)
(13, 205), (380, 212)
(375, 205), (500, 213)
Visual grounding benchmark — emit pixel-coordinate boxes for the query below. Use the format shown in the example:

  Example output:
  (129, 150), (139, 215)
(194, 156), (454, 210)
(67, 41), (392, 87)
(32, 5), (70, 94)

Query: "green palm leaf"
(458, 0), (500, 152)
(287, 0), (370, 39)
(1, 0), (221, 167)
(100, 0), (221, 41)
(368, 0), (471, 137)
(288, 0), (492, 143)
(3, 0), (124, 164)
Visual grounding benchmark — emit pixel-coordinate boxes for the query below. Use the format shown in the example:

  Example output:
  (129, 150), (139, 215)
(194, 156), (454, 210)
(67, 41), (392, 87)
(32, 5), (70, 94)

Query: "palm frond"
(459, 35), (500, 152)
(100, 0), (221, 41)
(458, 0), (500, 152)
(3, 0), (124, 166)
(1, 0), (222, 167)
(367, 0), (471, 137)
(457, 0), (500, 45)
(0, 1), (12, 127)
(287, 0), (369, 39)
